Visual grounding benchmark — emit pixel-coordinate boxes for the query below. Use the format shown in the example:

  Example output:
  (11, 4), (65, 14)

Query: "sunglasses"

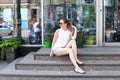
(59, 22), (64, 25)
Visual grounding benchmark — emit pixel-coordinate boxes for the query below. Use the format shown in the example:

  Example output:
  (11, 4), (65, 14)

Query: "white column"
(41, 0), (44, 46)
(96, 0), (104, 46)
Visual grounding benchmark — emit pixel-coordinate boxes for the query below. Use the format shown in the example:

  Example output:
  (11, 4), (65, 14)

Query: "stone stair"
(1, 47), (120, 80)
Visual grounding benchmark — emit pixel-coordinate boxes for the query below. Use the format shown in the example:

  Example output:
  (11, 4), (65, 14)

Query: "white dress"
(52, 29), (70, 53)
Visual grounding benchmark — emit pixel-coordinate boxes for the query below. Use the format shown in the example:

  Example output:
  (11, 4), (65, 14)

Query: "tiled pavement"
(0, 61), (9, 70)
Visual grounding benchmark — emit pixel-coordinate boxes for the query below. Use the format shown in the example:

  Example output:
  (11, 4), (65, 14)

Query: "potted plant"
(0, 35), (3, 60)
(44, 36), (52, 48)
(0, 37), (25, 62)
(86, 35), (96, 45)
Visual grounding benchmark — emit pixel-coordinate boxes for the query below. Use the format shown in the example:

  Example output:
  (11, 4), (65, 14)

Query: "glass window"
(0, 0), (42, 45)
(104, 0), (119, 42)
(43, 0), (96, 45)
(27, 0), (42, 45)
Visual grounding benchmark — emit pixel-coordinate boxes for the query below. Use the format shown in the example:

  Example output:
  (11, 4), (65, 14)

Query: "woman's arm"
(50, 29), (59, 57)
(71, 25), (77, 40)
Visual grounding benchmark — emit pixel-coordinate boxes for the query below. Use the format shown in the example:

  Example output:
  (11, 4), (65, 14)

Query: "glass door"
(103, 0), (120, 46)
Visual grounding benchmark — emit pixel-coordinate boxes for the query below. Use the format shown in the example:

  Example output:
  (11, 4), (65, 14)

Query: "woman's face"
(59, 19), (67, 28)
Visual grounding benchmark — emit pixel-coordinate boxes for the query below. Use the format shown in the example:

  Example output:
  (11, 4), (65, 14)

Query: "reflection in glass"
(43, 0), (96, 45)
(104, 0), (120, 42)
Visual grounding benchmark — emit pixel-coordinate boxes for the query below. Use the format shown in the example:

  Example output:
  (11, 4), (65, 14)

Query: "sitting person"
(49, 18), (85, 74)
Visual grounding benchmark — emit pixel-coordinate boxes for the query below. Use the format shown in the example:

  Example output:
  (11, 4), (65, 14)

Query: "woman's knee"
(68, 48), (73, 54)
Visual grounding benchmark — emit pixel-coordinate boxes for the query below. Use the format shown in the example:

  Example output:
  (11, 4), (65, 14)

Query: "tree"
(13, 0), (21, 38)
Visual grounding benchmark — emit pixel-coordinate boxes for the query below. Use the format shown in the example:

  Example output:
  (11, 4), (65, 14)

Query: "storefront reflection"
(43, 0), (96, 45)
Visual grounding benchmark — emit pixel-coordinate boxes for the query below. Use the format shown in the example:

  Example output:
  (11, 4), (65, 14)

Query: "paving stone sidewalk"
(0, 61), (9, 70)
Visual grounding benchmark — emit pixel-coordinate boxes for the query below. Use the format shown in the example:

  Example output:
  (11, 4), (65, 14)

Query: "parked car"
(0, 24), (12, 35)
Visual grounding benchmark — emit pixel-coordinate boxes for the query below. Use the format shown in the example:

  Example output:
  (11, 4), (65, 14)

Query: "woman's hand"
(72, 25), (76, 28)
(71, 25), (77, 40)
(50, 51), (54, 57)
(72, 25), (77, 31)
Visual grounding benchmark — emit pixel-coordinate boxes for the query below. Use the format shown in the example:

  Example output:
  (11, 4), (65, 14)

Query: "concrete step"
(1, 47), (120, 80)
(34, 48), (120, 61)
(1, 59), (120, 80)
(16, 60), (120, 71)
(34, 54), (120, 61)
(15, 52), (120, 71)
(1, 70), (120, 80)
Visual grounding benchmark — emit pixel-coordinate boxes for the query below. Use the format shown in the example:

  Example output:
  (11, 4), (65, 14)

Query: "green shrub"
(76, 33), (86, 48)
(0, 37), (25, 60)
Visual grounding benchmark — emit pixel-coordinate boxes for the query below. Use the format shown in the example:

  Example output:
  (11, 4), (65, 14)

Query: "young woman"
(49, 18), (85, 74)
(32, 18), (41, 44)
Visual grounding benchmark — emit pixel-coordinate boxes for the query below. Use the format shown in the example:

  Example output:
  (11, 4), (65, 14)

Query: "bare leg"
(66, 40), (83, 64)
(55, 48), (85, 74)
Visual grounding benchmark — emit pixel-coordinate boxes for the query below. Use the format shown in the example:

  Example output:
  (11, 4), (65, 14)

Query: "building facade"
(0, 0), (120, 47)
(40, 0), (120, 47)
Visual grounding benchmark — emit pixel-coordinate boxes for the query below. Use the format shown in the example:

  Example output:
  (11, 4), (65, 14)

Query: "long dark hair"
(61, 18), (73, 31)
(61, 18), (74, 35)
